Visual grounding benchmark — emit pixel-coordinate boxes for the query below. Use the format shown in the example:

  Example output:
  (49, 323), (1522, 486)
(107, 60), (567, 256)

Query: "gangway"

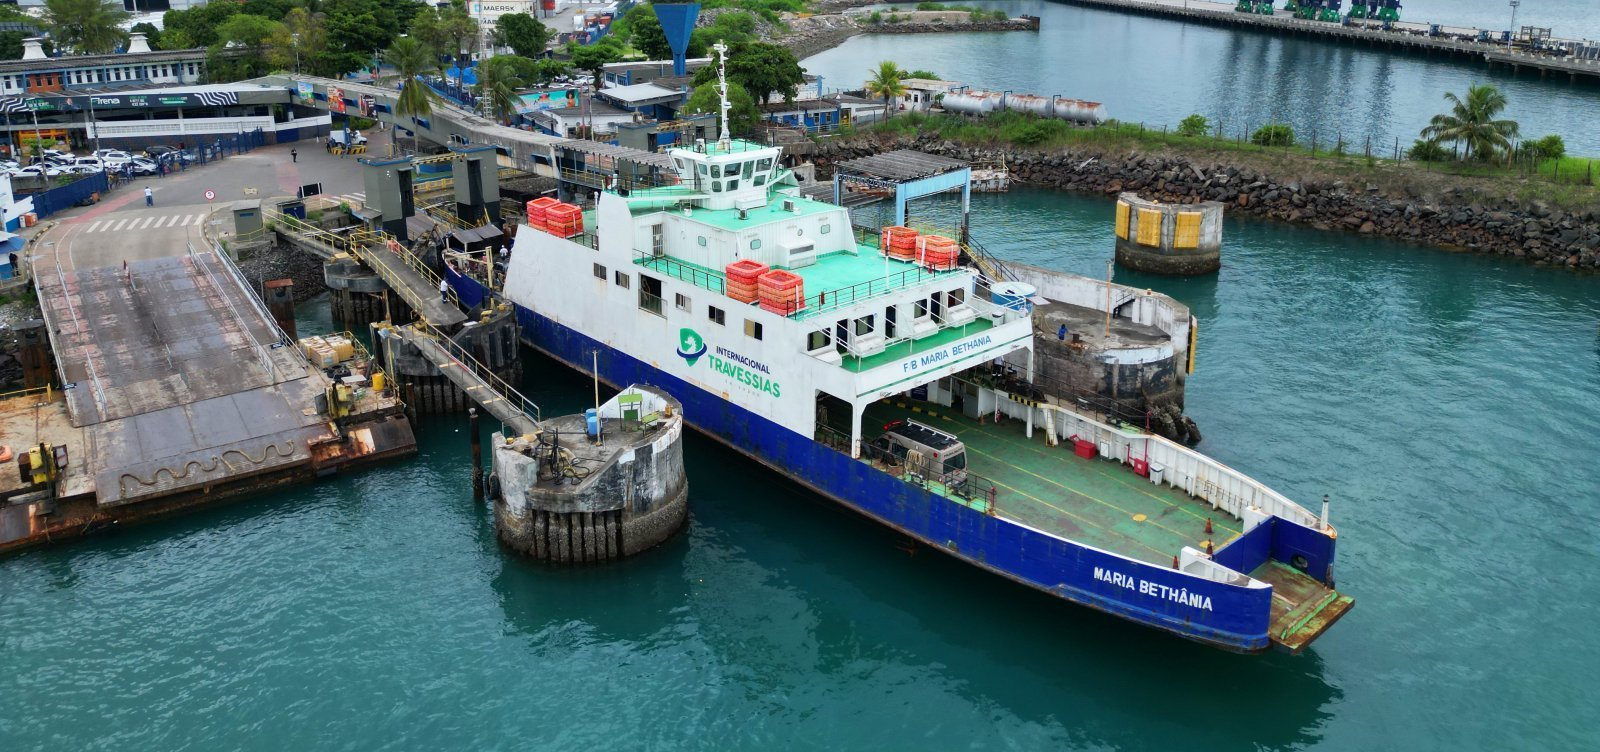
(264, 206), (468, 328)
(377, 319), (541, 437)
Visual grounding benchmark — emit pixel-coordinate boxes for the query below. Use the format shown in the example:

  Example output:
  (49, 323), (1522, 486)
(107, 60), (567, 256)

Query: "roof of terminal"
(834, 150), (970, 182)
(0, 47), (208, 74)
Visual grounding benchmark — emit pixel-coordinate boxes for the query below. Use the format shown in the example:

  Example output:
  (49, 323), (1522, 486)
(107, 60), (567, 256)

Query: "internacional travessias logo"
(676, 328), (708, 367)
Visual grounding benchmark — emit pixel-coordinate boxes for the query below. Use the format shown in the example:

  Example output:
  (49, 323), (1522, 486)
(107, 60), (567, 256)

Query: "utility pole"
(1507, 0), (1520, 51)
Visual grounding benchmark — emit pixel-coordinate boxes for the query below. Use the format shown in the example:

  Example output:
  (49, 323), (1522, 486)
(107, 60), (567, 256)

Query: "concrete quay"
(1055, 0), (1600, 82)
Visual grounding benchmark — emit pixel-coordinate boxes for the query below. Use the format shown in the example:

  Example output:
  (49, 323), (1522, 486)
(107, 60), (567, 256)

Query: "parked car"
(127, 158), (160, 176)
(158, 149), (196, 165)
(11, 165), (63, 179)
(94, 148), (133, 161)
(41, 148), (74, 161)
(144, 145), (179, 159)
(73, 156), (105, 171)
(64, 164), (101, 175)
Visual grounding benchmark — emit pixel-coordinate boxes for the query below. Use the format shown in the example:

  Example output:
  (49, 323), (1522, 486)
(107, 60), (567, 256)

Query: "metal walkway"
(383, 320), (541, 437)
(266, 208), (468, 328)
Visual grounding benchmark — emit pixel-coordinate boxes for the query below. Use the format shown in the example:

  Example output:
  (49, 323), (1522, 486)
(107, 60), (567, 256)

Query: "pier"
(1055, 0), (1600, 81)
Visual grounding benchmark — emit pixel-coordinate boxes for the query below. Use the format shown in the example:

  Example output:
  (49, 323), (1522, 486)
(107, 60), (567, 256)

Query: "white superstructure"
(500, 136), (1034, 455)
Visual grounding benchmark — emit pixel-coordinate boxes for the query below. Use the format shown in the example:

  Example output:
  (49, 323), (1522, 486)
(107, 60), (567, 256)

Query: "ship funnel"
(652, 2), (701, 77)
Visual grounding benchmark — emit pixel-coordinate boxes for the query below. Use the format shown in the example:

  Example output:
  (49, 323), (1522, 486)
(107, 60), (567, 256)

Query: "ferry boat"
(447, 69), (1352, 654)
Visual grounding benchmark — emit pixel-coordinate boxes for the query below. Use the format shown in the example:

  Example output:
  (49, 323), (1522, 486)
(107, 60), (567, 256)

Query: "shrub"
(990, 9), (1008, 19)
(867, 10), (881, 23)
(1176, 114), (1209, 137)
(1517, 134), (1566, 162)
(1011, 122), (1050, 145)
(1407, 139), (1451, 162)
(1250, 123), (1294, 147)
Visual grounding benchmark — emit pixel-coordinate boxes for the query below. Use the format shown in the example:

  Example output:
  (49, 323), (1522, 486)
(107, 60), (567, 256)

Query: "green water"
(4, 189), (1599, 749)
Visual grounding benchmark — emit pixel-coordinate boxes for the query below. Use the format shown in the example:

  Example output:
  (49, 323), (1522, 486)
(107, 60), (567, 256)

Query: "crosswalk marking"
(137, 217), (154, 229)
(152, 216), (169, 228)
(87, 220), (104, 233)
(185, 214), (199, 226)
(112, 219), (129, 231)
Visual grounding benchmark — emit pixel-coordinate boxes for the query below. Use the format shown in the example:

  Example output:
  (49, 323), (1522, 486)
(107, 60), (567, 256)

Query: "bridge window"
(639, 275), (664, 316)
(807, 329), (830, 351)
(676, 293), (692, 313)
(614, 271), (630, 289)
(593, 262), (607, 280)
(749, 239), (761, 250)
(710, 164), (722, 178)
(708, 305), (726, 326)
(697, 236), (708, 247)
(819, 223), (831, 235)
(946, 288), (965, 307)
(754, 175), (766, 187)
(854, 315), (875, 336)
(745, 319), (763, 341)
(727, 180), (739, 191)
(742, 161), (754, 179)
(757, 157), (773, 172)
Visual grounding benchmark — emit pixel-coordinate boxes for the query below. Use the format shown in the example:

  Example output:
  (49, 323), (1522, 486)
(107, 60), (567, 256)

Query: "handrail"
(791, 263), (959, 320)
(405, 317), (541, 424)
(632, 249), (726, 295)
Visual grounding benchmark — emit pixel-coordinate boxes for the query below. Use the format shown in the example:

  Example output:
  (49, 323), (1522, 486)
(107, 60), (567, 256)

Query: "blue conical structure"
(653, 2), (701, 76)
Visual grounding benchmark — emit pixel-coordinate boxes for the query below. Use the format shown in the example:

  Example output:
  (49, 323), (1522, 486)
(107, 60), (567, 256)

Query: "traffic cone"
(1172, 555), (1179, 569)
(1205, 518), (1213, 535)
(1205, 540), (1214, 557)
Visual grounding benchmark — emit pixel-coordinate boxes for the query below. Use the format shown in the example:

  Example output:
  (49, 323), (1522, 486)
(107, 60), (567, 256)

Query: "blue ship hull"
(452, 271), (1304, 652)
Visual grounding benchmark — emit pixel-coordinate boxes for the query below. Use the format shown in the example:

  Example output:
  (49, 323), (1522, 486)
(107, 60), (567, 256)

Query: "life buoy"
(0, 445), (11, 462)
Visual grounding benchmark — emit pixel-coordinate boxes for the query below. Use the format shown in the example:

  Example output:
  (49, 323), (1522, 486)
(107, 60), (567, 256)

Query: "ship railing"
(782, 265), (959, 320)
(632, 249), (726, 295)
(637, 289), (666, 317)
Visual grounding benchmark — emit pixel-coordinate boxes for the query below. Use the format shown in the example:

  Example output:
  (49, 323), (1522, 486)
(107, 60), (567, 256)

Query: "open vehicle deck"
(855, 400), (1242, 567)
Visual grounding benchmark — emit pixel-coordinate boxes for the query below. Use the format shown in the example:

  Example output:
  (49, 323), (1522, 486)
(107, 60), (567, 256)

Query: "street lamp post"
(292, 32), (301, 75)
(1507, 0), (1520, 51)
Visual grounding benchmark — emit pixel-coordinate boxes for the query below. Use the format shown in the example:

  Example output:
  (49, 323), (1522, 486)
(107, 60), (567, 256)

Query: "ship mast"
(714, 41), (731, 151)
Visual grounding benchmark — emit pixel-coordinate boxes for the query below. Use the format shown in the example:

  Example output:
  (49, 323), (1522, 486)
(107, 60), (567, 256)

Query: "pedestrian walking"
(290, 148), (298, 163)
(439, 277), (449, 304)
(144, 186), (153, 207)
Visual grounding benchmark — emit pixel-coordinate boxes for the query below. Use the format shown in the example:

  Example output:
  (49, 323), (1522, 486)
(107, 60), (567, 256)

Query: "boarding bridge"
(376, 320), (540, 438)
(264, 207), (468, 329)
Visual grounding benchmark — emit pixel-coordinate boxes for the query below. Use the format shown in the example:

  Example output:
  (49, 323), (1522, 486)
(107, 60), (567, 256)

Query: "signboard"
(297, 81), (314, 103)
(327, 86), (346, 114)
(469, 0), (535, 22)
(0, 91), (239, 114)
(516, 89), (579, 113)
(359, 94), (376, 118)
(204, 189), (216, 201)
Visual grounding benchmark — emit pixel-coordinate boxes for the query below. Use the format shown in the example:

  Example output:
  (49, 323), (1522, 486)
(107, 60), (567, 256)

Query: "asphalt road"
(35, 142), (368, 272)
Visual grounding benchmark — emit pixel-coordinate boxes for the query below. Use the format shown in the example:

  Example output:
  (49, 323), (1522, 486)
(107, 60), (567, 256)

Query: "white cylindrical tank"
(1052, 98), (1108, 124)
(573, 12), (587, 31)
(943, 91), (1003, 115)
(1005, 93), (1052, 116)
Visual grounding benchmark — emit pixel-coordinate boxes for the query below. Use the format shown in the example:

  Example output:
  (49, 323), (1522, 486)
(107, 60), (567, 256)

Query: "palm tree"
(42, 0), (129, 55)
(474, 57), (527, 126)
(386, 37), (439, 155)
(865, 61), (907, 121)
(1420, 83), (1521, 162)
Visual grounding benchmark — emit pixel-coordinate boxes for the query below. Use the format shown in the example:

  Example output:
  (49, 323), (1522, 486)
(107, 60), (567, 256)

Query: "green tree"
(902, 69), (939, 80)
(530, 58), (573, 85)
(0, 32), (26, 60)
(1420, 83), (1520, 162)
(475, 55), (528, 125)
(386, 36), (438, 153)
(324, 0), (404, 70)
(865, 60), (907, 120)
(207, 14), (290, 81)
(568, 38), (626, 90)
(494, 13), (550, 58)
(410, 0), (478, 64)
(682, 80), (760, 136)
(43, 0), (128, 54)
(727, 41), (804, 105)
(1177, 114), (1210, 137)
(164, 3), (243, 48)
(629, 10), (672, 60)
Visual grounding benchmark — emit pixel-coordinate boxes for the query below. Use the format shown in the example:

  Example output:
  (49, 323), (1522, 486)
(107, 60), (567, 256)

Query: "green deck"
(855, 401), (1242, 566)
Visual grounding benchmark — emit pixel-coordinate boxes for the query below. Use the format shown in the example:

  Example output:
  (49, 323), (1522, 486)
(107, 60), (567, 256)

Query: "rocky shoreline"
(781, 10), (1039, 60)
(813, 135), (1600, 270)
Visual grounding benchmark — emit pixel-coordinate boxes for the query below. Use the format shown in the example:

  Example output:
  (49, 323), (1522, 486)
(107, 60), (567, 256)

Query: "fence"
(20, 172), (107, 219)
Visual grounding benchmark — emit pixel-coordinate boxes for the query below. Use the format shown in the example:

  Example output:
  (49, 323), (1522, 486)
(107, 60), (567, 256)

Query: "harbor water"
(804, 0), (1600, 153)
(3, 186), (1597, 749)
